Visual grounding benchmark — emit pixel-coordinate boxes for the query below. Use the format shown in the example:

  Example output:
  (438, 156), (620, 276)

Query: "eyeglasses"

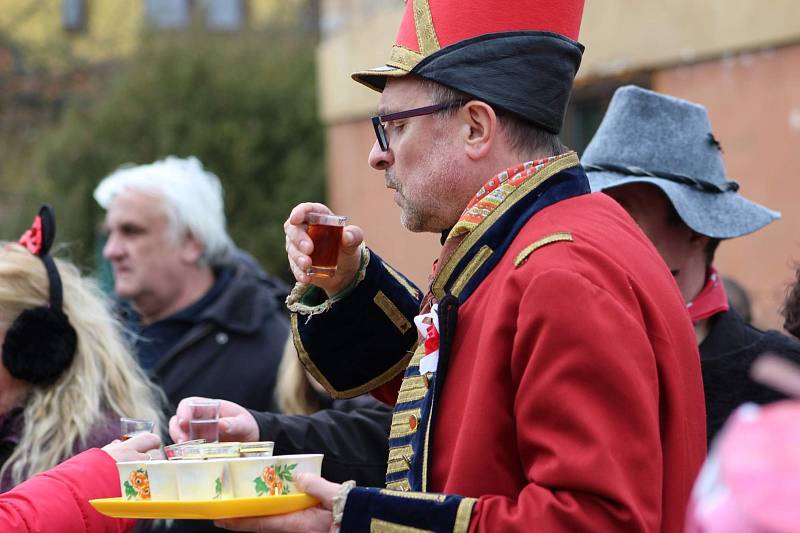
(371, 101), (464, 152)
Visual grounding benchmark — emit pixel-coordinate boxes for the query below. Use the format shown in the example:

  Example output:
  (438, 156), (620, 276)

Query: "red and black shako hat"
(352, 0), (586, 134)
(3, 205), (77, 385)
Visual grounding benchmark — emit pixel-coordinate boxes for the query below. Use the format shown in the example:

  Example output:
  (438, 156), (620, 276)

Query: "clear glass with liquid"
(187, 399), (221, 443)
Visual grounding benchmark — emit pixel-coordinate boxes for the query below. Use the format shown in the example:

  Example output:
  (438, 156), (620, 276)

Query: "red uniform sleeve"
(0, 448), (135, 533)
(471, 268), (668, 531)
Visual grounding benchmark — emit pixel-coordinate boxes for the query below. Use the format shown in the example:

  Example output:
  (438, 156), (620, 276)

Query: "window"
(144, 0), (191, 29)
(201, 0), (246, 31)
(61, 0), (88, 33)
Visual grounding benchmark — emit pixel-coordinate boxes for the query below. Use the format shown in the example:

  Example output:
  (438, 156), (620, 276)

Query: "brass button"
(408, 414), (418, 431)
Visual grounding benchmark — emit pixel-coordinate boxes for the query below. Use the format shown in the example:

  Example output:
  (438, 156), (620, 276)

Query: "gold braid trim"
(432, 153), (580, 299)
(382, 260), (422, 300)
(390, 408), (422, 439)
(421, 384), (434, 492)
(386, 478), (411, 492)
(374, 291), (413, 334)
(291, 314), (412, 400)
(413, 0), (440, 55)
(388, 45), (424, 71)
(396, 375), (428, 404)
(370, 519), (434, 533)
(454, 498), (478, 533)
(514, 232), (573, 267)
(408, 342), (426, 368)
(450, 245), (493, 297)
(387, 445), (414, 475)
(378, 490), (446, 502)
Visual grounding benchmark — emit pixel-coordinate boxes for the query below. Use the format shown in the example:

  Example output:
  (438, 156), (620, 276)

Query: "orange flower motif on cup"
(261, 466), (283, 495)
(123, 467), (151, 500)
(253, 463), (297, 496)
(261, 466), (277, 487)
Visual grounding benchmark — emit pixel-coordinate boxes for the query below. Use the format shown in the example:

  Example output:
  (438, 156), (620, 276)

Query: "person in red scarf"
(584, 85), (800, 442)
(213, 2), (706, 532)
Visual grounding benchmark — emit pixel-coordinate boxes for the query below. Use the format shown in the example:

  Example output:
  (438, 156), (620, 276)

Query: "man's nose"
(368, 140), (394, 170)
(102, 234), (122, 260)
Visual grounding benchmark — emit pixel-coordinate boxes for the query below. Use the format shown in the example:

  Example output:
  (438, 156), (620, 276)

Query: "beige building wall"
(0, 0), (304, 71)
(319, 0), (800, 314)
(0, 1), (142, 70)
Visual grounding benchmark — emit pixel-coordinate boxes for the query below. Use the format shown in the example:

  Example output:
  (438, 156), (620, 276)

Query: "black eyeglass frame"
(371, 101), (464, 152)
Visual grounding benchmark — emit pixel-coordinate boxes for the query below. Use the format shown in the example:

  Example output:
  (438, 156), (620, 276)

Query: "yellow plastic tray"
(89, 494), (319, 519)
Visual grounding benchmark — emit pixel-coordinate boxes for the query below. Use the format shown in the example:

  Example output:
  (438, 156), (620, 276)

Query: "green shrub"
(40, 27), (324, 283)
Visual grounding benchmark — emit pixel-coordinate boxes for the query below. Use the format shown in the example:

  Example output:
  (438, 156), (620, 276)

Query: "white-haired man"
(94, 156), (289, 414)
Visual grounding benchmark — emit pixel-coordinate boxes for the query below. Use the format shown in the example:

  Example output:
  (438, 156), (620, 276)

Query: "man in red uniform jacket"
(215, 1), (706, 531)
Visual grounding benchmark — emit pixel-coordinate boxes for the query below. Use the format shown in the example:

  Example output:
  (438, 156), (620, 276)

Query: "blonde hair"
(0, 244), (165, 485)
(274, 336), (322, 416)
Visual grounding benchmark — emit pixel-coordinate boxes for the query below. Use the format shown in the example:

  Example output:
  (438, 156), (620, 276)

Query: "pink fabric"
(686, 401), (800, 532)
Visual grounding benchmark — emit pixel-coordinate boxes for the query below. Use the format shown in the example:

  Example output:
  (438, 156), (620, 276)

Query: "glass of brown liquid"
(120, 417), (155, 441)
(306, 213), (347, 278)
(188, 399), (221, 443)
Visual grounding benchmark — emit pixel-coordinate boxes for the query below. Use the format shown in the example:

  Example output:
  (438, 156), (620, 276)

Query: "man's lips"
(112, 265), (132, 276)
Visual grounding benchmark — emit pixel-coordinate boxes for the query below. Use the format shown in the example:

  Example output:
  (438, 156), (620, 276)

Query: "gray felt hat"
(583, 85), (780, 239)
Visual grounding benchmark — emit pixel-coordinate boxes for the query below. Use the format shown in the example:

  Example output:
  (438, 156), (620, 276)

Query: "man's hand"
(102, 432), (162, 463)
(284, 202), (364, 296)
(215, 473), (340, 532)
(169, 397), (259, 444)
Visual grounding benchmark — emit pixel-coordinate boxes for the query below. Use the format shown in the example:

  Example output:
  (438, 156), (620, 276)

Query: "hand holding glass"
(120, 417), (155, 441)
(188, 399), (221, 443)
(305, 213), (347, 278)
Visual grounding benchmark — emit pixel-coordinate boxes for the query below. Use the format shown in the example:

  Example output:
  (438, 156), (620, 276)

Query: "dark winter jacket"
(251, 394), (392, 488)
(700, 308), (800, 441)
(139, 260), (290, 416)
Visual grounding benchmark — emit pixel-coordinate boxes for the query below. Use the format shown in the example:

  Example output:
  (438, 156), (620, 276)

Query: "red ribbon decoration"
(18, 215), (43, 255)
(424, 323), (440, 355)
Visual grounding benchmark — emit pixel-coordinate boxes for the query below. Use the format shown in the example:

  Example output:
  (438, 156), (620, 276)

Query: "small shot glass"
(188, 399), (221, 443)
(120, 417), (156, 441)
(305, 213), (347, 278)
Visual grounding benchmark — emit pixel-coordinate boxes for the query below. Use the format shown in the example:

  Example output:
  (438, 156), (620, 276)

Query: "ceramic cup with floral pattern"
(174, 458), (232, 500)
(145, 460), (178, 501)
(228, 454), (323, 498)
(117, 461), (151, 501)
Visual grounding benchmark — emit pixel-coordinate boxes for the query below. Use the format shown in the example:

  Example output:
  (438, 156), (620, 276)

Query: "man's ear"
(460, 101), (498, 161)
(179, 233), (205, 264)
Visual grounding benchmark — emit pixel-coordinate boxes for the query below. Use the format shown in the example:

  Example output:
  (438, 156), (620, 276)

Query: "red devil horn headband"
(18, 205), (63, 311)
(19, 205), (56, 257)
